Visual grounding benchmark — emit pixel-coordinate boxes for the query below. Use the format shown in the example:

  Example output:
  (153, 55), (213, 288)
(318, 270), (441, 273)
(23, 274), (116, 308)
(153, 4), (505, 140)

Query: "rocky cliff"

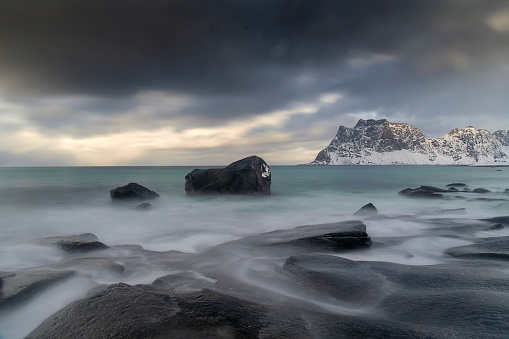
(311, 119), (508, 165)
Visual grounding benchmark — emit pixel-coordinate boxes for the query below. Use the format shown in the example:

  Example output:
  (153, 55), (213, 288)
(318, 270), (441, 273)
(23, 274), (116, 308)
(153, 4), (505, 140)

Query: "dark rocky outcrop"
(26, 283), (310, 339)
(110, 183), (160, 201)
(261, 220), (372, 251)
(398, 186), (446, 199)
(353, 203), (378, 217)
(480, 216), (509, 225)
(185, 155), (271, 195)
(283, 253), (509, 338)
(472, 187), (491, 193)
(0, 270), (74, 309)
(445, 236), (509, 260)
(37, 233), (109, 252)
(446, 183), (467, 187)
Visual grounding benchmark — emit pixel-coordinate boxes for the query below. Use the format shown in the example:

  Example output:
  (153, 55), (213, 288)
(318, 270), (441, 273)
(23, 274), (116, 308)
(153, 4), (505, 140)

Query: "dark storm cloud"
(1, 0), (508, 130)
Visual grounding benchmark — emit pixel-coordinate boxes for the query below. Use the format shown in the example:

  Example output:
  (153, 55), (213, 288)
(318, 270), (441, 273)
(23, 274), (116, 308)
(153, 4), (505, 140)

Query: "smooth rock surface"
(26, 283), (310, 339)
(0, 270), (74, 309)
(185, 155), (271, 195)
(445, 236), (509, 260)
(110, 182), (160, 201)
(353, 203), (378, 216)
(37, 233), (109, 252)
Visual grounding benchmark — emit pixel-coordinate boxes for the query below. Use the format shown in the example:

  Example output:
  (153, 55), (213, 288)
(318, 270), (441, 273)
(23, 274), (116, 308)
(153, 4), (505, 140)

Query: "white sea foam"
(0, 165), (508, 338)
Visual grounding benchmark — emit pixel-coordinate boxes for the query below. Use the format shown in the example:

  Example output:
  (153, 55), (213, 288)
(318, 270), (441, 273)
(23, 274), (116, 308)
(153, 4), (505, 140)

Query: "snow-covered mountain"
(310, 119), (509, 165)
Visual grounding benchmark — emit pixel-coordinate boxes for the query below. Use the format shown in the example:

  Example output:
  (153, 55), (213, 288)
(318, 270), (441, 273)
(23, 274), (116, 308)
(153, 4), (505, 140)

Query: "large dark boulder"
(185, 155), (271, 195)
(110, 183), (160, 201)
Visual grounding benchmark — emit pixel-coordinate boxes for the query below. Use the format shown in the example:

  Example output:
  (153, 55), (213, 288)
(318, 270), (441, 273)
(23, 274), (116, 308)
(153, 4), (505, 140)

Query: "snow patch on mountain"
(311, 119), (508, 165)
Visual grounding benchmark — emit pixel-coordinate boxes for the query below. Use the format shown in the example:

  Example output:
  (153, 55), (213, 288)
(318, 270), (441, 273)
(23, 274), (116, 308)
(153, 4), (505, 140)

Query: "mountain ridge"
(311, 119), (509, 165)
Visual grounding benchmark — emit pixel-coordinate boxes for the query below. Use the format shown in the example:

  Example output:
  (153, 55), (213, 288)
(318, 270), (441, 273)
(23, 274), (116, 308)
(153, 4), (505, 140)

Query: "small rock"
(446, 183), (467, 187)
(488, 224), (504, 230)
(38, 234), (109, 252)
(135, 202), (152, 210)
(353, 203), (378, 217)
(472, 188), (491, 193)
(110, 183), (160, 201)
(398, 186), (445, 199)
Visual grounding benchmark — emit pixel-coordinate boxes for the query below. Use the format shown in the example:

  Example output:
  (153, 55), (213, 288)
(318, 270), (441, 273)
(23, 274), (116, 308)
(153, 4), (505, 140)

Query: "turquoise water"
(0, 165), (508, 338)
(0, 165), (507, 254)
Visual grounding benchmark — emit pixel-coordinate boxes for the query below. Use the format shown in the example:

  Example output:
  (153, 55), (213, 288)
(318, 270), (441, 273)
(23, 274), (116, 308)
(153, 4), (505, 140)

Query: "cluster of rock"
(5, 209), (509, 338)
(398, 182), (505, 200)
(109, 156), (271, 210)
(185, 155), (271, 195)
(311, 119), (509, 165)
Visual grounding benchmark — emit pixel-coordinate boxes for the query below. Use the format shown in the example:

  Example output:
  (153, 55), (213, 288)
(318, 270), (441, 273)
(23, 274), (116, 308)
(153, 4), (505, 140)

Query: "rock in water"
(110, 183), (160, 201)
(353, 203), (378, 216)
(0, 270), (74, 309)
(136, 203), (152, 210)
(37, 233), (109, 252)
(185, 155), (271, 195)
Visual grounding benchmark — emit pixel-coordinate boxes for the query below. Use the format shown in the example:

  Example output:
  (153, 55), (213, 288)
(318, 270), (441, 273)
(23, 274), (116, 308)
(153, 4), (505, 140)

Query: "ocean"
(1, 165), (509, 338)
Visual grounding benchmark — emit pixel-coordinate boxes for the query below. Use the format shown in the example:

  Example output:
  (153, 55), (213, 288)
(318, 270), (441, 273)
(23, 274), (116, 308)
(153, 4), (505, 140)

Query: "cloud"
(0, 0), (508, 165)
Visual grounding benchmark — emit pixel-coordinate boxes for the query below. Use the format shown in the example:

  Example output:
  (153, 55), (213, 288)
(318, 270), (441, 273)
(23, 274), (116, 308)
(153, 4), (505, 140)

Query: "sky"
(0, 0), (508, 166)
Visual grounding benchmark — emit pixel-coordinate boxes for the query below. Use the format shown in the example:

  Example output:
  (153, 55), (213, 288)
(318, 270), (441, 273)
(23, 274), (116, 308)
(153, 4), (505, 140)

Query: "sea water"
(1, 165), (508, 264)
(0, 165), (508, 338)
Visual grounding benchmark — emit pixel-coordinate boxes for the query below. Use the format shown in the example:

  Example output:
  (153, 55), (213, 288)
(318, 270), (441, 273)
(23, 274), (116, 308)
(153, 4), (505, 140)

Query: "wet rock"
(283, 253), (509, 338)
(398, 186), (445, 199)
(27, 283), (310, 339)
(480, 215), (509, 225)
(283, 254), (385, 306)
(353, 203), (378, 217)
(488, 224), (504, 230)
(445, 236), (509, 260)
(447, 187), (459, 192)
(472, 187), (491, 193)
(0, 270), (74, 309)
(51, 258), (125, 275)
(38, 233), (109, 252)
(446, 183), (467, 187)
(440, 208), (466, 213)
(262, 220), (372, 251)
(185, 155), (271, 195)
(110, 182), (160, 201)
(135, 202), (152, 210)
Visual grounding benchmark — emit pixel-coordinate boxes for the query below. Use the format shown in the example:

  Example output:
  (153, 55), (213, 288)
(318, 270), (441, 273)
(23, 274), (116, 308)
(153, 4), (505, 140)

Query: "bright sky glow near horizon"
(0, 0), (508, 166)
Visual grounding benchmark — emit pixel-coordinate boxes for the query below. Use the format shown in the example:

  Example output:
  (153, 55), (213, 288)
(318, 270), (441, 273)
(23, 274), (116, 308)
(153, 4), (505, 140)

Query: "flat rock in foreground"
(185, 155), (271, 195)
(446, 236), (509, 260)
(26, 283), (309, 339)
(255, 220), (372, 251)
(0, 269), (74, 309)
